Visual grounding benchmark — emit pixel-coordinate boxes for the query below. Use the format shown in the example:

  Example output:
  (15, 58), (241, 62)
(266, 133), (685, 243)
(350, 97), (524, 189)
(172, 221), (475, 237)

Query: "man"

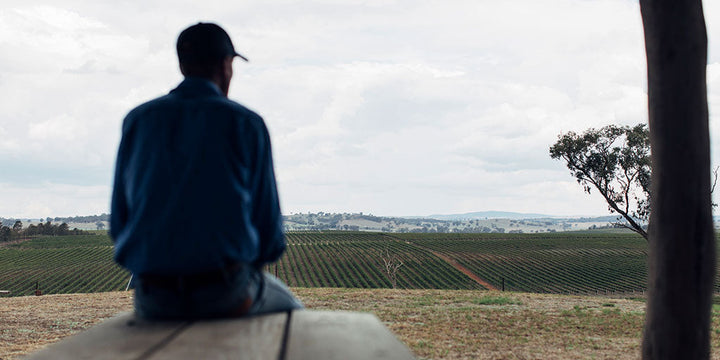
(110, 22), (302, 320)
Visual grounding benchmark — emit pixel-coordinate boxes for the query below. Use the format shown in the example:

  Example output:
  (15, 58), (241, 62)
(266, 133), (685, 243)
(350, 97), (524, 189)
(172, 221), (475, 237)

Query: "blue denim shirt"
(110, 78), (285, 276)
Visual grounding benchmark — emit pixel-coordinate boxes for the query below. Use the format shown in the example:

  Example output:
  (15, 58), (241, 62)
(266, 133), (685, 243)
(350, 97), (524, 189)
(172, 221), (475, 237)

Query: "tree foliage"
(550, 124), (650, 239)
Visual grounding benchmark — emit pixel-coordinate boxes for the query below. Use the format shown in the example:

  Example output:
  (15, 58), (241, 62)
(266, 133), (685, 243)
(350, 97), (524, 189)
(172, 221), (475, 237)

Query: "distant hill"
(425, 211), (553, 220)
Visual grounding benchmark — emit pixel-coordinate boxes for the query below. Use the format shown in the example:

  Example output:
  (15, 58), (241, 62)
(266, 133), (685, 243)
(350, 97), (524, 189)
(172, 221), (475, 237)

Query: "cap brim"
(235, 52), (249, 62)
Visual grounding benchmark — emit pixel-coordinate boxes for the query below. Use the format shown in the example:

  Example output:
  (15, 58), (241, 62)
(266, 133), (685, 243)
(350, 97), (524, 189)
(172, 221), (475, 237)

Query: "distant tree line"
(0, 220), (88, 242)
(52, 213), (110, 224)
(1, 214), (110, 227)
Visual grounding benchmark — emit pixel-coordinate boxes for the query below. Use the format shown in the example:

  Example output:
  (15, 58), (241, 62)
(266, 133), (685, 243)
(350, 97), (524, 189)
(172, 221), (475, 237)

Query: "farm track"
(428, 250), (498, 290)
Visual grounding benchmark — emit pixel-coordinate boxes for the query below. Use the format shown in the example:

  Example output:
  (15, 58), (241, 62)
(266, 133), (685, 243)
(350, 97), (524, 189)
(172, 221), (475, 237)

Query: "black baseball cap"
(177, 22), (248, 64)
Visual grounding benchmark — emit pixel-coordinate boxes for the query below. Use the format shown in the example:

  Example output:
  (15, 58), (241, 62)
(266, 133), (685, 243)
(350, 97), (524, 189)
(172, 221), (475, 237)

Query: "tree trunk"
(640, 0), (715, 359)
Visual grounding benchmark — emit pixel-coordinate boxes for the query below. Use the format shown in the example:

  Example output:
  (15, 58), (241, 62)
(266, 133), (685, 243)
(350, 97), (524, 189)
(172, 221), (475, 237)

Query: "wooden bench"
(26, 310), (415, 360)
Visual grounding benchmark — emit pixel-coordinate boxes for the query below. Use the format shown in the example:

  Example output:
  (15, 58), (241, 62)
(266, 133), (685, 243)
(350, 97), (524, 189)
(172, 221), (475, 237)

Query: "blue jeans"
(134, 266), (303, 320)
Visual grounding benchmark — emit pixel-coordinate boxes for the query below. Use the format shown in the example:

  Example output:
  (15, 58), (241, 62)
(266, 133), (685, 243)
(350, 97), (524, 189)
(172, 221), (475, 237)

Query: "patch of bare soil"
(0, 238), (31, 249)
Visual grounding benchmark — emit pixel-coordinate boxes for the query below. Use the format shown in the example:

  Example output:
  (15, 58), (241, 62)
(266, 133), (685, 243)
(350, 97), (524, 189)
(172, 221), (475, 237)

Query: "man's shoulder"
(123, 91), (267, 135)
(211, 97), (263, 122)
(124, 94), (175, 119)
(207, 97), (269, 134)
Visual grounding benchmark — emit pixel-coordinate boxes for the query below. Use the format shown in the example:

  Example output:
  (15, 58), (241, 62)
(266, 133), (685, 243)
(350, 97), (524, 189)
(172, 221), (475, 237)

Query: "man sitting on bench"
(109, 22), (303, 320)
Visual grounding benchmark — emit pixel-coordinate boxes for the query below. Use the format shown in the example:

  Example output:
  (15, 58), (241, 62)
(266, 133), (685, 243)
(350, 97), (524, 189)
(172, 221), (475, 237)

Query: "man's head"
(176, 23), (248, 96)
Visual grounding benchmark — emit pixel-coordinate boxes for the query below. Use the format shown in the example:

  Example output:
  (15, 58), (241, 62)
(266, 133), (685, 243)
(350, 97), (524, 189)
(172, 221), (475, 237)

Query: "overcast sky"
(1, 0), (719, 218)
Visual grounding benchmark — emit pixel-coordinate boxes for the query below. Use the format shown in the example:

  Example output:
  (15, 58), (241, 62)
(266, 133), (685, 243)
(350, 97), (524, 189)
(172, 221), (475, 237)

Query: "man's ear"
(223, 57), (234, 79)
(218, 56), (234, 96)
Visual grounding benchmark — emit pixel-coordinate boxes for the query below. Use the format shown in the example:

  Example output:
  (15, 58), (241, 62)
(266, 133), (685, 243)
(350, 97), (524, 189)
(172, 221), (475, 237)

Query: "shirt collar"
(170, 77), (224, 98)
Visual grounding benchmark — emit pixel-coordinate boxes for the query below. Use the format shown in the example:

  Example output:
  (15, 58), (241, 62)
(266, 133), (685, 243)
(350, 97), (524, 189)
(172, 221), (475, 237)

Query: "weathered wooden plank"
(25, 312), (188, 360)
(147, 312), (288, 360)
(285, 311), (415, 360)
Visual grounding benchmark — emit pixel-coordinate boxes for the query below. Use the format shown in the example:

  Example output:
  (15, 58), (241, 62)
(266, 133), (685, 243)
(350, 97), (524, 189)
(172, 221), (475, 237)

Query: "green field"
(0, 231), (706, 297)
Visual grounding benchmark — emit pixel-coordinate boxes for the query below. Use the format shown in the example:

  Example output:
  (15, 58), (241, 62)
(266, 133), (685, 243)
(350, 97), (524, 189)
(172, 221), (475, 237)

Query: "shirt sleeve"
(251, 119), (286, 267)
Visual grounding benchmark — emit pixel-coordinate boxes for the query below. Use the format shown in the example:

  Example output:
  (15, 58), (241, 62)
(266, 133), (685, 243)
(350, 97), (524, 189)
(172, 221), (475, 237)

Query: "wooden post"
(640, 0), (715, 358)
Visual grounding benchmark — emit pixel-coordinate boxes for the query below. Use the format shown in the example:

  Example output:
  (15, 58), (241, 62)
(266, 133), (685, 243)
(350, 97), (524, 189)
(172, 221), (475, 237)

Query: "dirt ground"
(0, 288), (693, 360)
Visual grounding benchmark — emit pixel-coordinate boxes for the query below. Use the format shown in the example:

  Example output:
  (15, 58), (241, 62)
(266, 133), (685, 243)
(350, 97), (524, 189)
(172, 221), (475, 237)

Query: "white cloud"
(1, 0), (719, 217)
(28, 114), (85, 141)
(14, 6), (104, 30)
(0, 182), (110, 218)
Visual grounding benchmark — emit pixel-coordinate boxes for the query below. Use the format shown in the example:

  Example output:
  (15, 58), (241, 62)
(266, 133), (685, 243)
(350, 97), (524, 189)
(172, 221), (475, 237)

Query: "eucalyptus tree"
(550, 124), (650, 239)
(639, 0), (715, 358)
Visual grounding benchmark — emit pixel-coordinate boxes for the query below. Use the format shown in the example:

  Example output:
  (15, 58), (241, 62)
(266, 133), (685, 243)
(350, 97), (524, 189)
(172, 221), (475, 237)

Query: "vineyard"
(267, 232), (481, 289)
(1, 231), (716, 297)
(0, 235), (130, 296)
(391, 232), (651, 294)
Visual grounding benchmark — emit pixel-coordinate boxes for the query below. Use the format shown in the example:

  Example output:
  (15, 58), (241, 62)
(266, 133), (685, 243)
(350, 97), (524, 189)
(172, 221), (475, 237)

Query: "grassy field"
(0, 288), (657, 360)
(7, 289), (720, 359)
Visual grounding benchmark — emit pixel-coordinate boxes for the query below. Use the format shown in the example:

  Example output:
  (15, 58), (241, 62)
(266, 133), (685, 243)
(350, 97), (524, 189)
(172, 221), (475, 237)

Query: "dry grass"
(1, 288), (717, 359)
(0, 292), (133, 359)
(294, 288), (647, 360)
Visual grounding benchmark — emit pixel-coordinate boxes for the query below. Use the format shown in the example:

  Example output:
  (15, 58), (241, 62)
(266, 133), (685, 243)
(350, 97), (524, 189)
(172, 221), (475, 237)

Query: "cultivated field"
(391, 232), (651, 293)
(3, 232), (720, 359)
(0, 231), (673, 297)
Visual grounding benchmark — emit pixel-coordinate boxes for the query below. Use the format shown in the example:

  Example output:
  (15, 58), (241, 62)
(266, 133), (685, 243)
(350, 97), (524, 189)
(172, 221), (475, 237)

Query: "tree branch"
(587, 172), (648, 240)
